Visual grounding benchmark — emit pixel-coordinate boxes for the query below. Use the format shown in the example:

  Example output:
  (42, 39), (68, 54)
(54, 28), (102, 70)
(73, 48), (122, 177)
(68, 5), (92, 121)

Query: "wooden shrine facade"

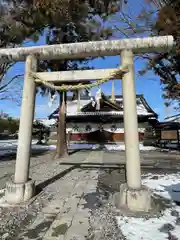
(49, 93), (158, 143)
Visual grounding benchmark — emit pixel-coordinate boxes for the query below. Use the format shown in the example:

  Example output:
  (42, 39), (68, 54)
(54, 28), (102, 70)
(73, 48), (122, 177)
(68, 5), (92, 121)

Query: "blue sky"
(0, 0), (177, 121)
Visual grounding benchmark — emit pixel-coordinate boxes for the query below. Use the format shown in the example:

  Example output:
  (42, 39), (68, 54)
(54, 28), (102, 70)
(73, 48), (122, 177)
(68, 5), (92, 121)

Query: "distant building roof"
(34, 118), (57, 127)
(155, 121), (180, 130)
(164, 113), (180, 123)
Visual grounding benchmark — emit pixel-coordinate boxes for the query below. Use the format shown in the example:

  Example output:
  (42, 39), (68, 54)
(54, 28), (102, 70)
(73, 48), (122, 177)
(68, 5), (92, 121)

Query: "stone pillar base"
(5, 179), (35, 204)
(118, 183), (152, 213)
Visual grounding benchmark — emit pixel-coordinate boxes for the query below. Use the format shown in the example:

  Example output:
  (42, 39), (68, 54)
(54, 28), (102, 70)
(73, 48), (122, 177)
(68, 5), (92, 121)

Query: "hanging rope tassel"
(48, 92), (57, 108)
(111, 80), (115, 103)
(95, 88), (102, 110)
(77, 89), (81, 112)
(61, 91), (66, 114)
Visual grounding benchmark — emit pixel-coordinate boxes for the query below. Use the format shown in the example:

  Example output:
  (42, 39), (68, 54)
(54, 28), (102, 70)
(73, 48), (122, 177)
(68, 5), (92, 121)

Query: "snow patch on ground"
(142, 173), (180, 202)
(0, 140), (54, 157)
(68, 143), (157, 151)
(106, 143), (157, 151)
(117, 207), (180, 240)
(117, 173), (180, 240)
(0, 141), (157, 157)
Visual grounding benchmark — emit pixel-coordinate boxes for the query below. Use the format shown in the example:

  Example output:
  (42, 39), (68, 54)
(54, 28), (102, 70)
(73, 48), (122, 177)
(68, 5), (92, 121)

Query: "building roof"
(155, 121), (180, 130)
(164, 113), (180, 123)
(48, 93), (158, 119)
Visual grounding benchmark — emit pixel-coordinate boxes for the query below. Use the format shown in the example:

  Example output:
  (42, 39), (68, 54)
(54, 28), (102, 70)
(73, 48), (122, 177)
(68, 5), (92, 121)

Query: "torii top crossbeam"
(0, 36), (175, 63)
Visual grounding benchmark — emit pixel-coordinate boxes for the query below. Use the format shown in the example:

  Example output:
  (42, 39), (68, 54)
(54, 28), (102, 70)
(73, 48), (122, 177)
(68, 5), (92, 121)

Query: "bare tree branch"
(0, 74), (23, 92)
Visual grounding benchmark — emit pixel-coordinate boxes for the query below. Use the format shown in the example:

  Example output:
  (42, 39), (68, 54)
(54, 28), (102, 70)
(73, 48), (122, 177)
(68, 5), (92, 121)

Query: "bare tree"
(0, 73), (23, 104)
(110, 1), (180, 109)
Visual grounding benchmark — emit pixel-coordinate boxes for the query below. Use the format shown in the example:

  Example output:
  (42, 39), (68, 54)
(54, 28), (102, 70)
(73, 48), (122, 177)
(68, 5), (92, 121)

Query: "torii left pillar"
(5, 55), (37, 204)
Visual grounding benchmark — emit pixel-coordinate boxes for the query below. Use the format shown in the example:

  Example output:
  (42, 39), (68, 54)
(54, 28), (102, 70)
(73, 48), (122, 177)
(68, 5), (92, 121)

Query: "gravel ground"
(85, 169), (125, 240)
(88, 202), (125, 240)
(0, 191), (51, 240)
(85, 168), (126, 240)
(0, 150), (180, 240)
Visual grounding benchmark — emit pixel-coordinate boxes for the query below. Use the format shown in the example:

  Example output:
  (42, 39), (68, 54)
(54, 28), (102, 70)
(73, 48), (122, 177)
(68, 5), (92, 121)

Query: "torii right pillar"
(119, 49), (152, 213)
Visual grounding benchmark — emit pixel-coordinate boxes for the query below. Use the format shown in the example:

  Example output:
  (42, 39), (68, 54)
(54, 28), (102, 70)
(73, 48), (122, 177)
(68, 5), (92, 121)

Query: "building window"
(98, 123), (103, 132)
(111, 124), (117, 132)
(73, 125), (79, 132)
(85, 125), (92, 132)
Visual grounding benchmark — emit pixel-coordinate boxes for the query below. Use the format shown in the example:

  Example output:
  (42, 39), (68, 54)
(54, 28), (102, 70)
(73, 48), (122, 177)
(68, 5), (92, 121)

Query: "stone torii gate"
(2, 36), (174, 212)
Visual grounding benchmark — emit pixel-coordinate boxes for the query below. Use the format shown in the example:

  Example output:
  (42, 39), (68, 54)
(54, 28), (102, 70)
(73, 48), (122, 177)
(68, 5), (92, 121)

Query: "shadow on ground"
(0, 149), (50, 162)
(163, 183), (180, 205)
(36, 165), (76, 192)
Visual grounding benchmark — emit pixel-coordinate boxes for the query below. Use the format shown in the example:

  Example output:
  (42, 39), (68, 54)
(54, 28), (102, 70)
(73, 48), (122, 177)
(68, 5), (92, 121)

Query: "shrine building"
(49, 91), (158, 144)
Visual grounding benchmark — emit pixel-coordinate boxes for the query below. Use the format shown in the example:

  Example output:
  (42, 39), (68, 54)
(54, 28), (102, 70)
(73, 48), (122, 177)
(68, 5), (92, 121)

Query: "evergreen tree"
(149, 0), (180, 108)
